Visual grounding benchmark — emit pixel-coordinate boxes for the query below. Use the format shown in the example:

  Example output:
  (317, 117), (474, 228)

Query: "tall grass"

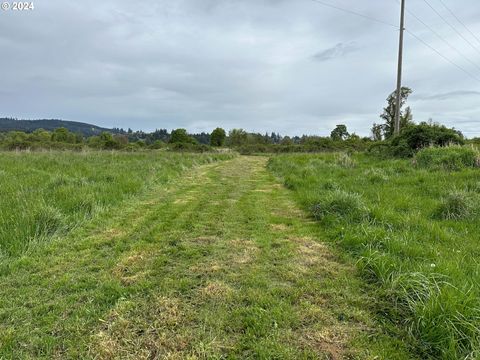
(0, 151), (234, 257)
(415, 146), (480, 171)
(268, 153), (480, 359)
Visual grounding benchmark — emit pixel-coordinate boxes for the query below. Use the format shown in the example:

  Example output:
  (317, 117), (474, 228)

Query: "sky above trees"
(1, 0), (479, 136)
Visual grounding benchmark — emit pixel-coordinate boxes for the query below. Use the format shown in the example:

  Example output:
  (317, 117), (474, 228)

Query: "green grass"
(415, 145), (480, 171)
(268, 153), (480, 359)
(0, 151), (234, 258)
(0, 154), (410, 359)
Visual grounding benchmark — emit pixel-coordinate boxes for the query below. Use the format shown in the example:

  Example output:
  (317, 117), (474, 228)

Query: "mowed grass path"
(0, 156), (407, 359)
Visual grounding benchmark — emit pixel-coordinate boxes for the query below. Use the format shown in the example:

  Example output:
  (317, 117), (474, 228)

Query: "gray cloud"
(0, 0), (479, 136)
(313, 42), (359, 62)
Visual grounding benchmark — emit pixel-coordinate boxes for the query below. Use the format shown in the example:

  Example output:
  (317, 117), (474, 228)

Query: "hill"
(0, 118), (119, 136)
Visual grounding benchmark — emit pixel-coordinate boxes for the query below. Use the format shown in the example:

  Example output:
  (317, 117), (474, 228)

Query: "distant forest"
(0, 118), (114, 137)
(0, 117), (474, 157)
(0, 118), (287, 145)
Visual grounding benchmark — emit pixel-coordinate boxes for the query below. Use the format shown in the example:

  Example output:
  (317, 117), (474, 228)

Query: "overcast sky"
(1, 0), (479, 136)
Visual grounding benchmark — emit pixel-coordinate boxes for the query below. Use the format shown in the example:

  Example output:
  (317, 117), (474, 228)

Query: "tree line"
(0, 87), (473, 155)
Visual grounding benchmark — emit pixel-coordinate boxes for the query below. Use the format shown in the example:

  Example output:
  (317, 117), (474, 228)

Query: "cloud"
(312, 42), (359, 62)
(0, 0), (479, 136)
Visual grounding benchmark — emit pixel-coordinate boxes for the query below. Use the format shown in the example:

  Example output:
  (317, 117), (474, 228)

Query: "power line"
(436, 0), (480, 46)
(307, 0), (480, 84)
(401, 2), (480, 72)
(406, 29), (480, 83)
(422, 0), (480, 56)
(308, 0), (398, 29)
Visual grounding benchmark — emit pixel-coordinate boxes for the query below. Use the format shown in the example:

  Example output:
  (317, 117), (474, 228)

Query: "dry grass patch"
(228, 239), (259, 265)
(253, 188), (272, 193)
(91, 296), (189, 360)
(189, 261), (222, 275)
(300, 326), (351, 360)
(270, 223), (290, 232)
(291, 237), (341, 276)
(102, 228), (126, 240)
(191, 236), (217, 245)
(112, 250), (154, 285)
(199, 281), (233, 300)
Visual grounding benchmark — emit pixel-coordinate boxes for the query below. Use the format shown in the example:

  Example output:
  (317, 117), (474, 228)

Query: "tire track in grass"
(90, 157), (405, 359)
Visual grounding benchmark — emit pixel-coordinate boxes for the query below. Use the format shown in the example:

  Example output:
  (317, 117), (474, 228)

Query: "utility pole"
(394, 0), (406, 135)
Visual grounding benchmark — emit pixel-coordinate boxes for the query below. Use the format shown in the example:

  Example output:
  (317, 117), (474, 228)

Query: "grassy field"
(0, 153), (413, 359)
(0, 151), (233, 258)
(268, 152), (480, 359)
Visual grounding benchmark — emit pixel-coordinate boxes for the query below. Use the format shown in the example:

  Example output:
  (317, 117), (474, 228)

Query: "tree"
(228, 129), (248, 146)
(170, 128), (196, 144)
(210, 128), (226, 146)
(280, 136), (293, 145)
(330, 124), (349, 141)
(380, 87), (413, 139)
(31, 128), (51, 143)
(51, 127), (76, 143)
(371, 123), (383, 141)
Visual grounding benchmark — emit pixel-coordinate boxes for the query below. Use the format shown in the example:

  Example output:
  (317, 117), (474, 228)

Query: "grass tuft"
(434, 190), (476, 220)
(311, 189), (368, 222)
(34, 205), (64, 238)
(335, 152), (356, 168)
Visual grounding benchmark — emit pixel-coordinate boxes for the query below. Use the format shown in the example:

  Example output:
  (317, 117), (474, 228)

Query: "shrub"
(168, 143), (211, 153)
(311, 189), (368, 222)
(415, 146), (480, 171)
(434, 190), (476, 220)
(370, 123), (465, 158)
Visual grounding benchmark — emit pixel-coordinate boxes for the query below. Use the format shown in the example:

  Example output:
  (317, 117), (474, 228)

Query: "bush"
(370, 123), (465, 158)
(168, 143), (211, 153)
(415, 146), (480, 171)
(311, 189), (368, 222)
